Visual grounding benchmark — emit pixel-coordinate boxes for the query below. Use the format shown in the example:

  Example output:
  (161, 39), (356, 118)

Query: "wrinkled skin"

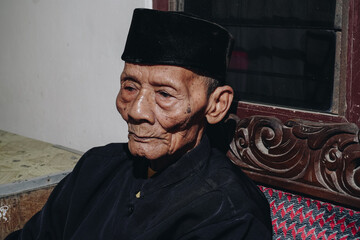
(116, 63), (233, 171)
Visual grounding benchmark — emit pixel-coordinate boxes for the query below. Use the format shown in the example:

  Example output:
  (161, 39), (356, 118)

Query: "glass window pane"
(184, 0), (337, 112)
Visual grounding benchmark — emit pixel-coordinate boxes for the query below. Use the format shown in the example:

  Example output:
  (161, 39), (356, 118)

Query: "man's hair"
(189, 67), (221, 98)
(205, 77), (220, 97)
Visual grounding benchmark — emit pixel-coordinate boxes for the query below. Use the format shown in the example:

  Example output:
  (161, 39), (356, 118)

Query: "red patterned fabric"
(259, 186), (360, 240)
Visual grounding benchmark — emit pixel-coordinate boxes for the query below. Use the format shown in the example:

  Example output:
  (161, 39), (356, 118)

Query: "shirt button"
(128, 205), (134, 215)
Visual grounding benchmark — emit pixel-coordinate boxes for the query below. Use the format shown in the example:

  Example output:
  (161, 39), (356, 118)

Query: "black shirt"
(7, 136), (272, 239)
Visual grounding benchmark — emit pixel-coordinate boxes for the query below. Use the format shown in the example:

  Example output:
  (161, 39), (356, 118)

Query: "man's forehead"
(122, 63), (201, 86)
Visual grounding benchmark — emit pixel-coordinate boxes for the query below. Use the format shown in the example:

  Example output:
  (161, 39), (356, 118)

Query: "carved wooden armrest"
(226, 114), (360, 209)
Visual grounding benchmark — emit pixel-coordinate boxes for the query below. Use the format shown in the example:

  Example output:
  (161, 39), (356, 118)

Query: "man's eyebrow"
(150, 77), (181, 90)
(151, 81), (175, 87)
(120, 74), (139, 84)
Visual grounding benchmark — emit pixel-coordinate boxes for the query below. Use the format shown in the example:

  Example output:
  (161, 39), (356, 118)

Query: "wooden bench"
(2, 118), (360, 239)
(226, 115), (360, 239)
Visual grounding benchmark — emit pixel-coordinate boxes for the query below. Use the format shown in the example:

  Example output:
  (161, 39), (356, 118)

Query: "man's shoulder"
(85, 142), (129, 157)
(205, 148), (271, 220)
(73, 142), (130, 175)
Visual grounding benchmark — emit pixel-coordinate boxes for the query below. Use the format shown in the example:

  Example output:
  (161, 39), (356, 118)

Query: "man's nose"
(128, 89), (155, 124)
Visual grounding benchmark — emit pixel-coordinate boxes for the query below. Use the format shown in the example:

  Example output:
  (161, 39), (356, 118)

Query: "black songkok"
(121, 8), (234, 82)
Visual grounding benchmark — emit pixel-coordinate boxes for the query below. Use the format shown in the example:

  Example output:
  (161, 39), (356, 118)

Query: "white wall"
(0, 0), (152, 152)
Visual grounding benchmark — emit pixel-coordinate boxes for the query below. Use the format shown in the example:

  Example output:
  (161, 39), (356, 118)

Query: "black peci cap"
(121, 8), (234, 82)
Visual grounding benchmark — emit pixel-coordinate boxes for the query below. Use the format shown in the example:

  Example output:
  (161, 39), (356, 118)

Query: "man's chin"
(128, 140), (167, 160)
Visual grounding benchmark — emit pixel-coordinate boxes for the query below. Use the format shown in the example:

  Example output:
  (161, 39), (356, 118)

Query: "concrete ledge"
(0, 171), (70, 198)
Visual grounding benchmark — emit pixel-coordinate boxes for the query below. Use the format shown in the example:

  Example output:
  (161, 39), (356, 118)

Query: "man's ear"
(205, 85), (234, 124)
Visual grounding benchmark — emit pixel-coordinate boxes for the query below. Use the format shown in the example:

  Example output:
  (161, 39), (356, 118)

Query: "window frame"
(152, 0), (360, 126)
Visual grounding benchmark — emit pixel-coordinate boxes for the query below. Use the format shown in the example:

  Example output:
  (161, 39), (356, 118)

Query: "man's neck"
(147, 167), (157, 178)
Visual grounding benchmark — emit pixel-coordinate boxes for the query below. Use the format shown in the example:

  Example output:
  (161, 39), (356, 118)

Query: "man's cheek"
(157, 107), (190, 129)
(158, 115), (189, 133)
(117, 102), (129, 121)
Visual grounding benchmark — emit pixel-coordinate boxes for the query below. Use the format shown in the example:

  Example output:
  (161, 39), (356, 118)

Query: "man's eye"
(158, 91), (172, 98)
(124, 86), (135, 92)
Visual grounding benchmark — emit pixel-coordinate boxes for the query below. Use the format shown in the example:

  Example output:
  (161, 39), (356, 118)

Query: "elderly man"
(6, 8), (272, 239)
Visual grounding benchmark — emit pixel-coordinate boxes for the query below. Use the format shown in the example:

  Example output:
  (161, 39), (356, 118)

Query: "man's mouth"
(128, 132), (161, 142)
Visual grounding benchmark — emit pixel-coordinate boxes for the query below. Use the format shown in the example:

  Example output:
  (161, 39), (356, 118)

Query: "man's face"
(116, 63), (209, 162)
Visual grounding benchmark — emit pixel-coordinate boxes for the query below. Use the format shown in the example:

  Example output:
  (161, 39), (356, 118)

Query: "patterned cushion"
(259, 186), (360, 240)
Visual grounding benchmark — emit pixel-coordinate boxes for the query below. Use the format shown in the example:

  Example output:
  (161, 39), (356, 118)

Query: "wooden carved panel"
(227, 115), (360, 209)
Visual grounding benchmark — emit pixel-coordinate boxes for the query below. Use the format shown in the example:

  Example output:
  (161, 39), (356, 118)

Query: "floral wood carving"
(227, 114), (360, 209)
